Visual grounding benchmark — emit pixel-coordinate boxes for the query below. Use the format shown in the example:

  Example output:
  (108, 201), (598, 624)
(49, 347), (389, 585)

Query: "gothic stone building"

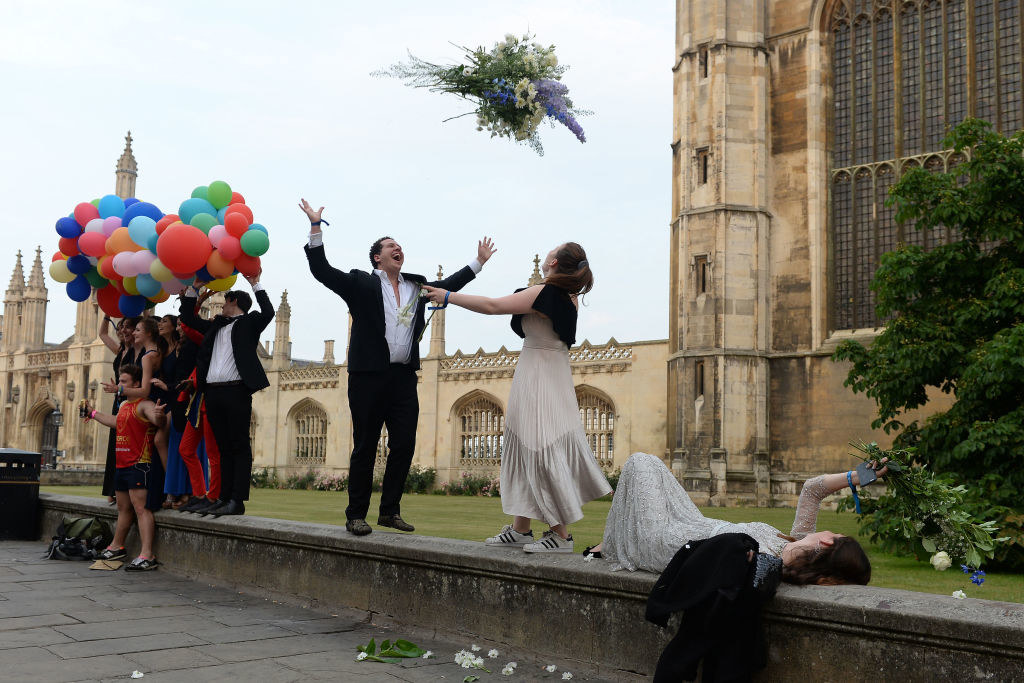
(668, 0), (1023, 504)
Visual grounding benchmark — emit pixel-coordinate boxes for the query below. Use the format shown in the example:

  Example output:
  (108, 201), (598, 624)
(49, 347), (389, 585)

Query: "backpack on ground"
(44, 515), (113, 561)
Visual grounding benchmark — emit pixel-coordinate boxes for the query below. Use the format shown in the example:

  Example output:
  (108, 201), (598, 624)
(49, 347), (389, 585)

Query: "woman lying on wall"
(586, 452), (887, 585)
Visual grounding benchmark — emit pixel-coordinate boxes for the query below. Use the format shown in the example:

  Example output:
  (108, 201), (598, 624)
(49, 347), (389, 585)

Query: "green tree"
(832, 119), (1024, 568)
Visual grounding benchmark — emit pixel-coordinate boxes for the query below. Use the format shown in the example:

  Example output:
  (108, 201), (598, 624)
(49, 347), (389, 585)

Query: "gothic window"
(456, 394), (504, 466)
(375, 426), (389, 471)
(291, 400), (327, 466)
(249, 412), (258, 454)
(576, 387), (615, 464)
(829, 0), (1024, 330)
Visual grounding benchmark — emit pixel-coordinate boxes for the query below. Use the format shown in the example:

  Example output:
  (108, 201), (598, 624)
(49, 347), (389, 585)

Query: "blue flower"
(960, 564), (972, 574)
(970, 570), (986, 586)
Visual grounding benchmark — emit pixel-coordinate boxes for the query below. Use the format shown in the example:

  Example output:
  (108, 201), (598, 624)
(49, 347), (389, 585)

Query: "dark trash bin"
(0, 448), (41, 540)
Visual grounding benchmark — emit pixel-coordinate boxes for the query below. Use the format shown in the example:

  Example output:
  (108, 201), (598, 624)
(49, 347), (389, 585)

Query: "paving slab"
(3, 652), (140, 683)
(63, 604), (205, 624)
(122, 645), (225, 673)
(0, 625), (75, 649)
(0, 612), (81, 632)
(55, 614), (218, 641)
(47, 631), (207, 659)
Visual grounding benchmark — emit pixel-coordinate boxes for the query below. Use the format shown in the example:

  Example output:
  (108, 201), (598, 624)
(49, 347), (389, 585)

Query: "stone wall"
(37, 493), (1024, 682)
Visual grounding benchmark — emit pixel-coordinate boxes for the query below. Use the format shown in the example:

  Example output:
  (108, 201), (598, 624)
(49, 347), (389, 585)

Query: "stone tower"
(21, 248), (48, 350)
(667, 0), (771, 505)
(2, 252), (25, 352)
(273, 290), (291, 368)
(115, 131), (137, 200)
(427, 265), (446, 358)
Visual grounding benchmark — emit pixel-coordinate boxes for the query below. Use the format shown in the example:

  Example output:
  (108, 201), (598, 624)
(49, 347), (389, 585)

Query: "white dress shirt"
(195, 283), (263, 383)
(308, 232), (481, 365)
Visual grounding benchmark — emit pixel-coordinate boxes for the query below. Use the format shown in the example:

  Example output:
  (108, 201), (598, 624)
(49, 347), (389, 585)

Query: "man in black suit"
(179, 270), (275, 516)
(299, 198), (496, 536)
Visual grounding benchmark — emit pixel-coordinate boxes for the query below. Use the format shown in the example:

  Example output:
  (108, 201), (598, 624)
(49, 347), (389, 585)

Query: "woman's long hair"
(543, 242), (594, 298)
(137, 317), (168, 360)
(781, 536), (871, 586)
(161, 314), (181, 350)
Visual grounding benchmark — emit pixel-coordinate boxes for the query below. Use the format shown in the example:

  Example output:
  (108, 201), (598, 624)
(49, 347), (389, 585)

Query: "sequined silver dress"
(602, 452), (831, 573)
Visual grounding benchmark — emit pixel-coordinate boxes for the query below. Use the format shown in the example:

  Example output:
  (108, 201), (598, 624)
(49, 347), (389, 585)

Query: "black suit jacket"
(303, 244), (476, 373)
(180, 288), (275, 393)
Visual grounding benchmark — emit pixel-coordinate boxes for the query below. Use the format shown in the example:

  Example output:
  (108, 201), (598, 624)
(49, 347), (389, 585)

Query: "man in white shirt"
(300, 198), (496, 535)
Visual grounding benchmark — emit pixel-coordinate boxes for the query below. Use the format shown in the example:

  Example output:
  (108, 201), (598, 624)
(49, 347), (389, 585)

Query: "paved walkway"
(0, 540), (614, 682)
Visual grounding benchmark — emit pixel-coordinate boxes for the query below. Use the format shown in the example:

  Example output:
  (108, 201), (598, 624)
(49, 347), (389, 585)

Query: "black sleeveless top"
(510, 284), (578, 348)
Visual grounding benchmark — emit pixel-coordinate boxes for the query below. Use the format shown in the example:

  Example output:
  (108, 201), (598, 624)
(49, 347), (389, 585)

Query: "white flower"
(501, 666), (515, 676)
(130, 673), (144, 680)
(952, 589), (967, 599)
(583, 553), (594, 562)
(497, 42), (506, 51)
(505, 33), (516, 43)
(488, 649), (500, 659)
(356, 652), (368, 661)
(562, 673), (574, 681)
(462, 660), (473, 668)
(545, 665), (557, 672)
(930, 551), (952, 571)
(508, 662), (518, 668)
(471, 644), (481, 652)
(422, 650), (434, 659)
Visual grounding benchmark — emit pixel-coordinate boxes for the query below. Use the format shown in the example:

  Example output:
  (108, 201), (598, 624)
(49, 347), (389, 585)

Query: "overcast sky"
(0, 1), (673, 361)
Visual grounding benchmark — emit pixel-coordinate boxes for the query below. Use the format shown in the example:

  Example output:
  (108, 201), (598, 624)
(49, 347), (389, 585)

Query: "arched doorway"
(41, 410), (60, 468)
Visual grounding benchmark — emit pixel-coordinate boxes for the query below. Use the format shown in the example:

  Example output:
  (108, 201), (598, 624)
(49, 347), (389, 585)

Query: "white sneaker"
(485, 524), (534, 547)
(523, 530), (574, 554)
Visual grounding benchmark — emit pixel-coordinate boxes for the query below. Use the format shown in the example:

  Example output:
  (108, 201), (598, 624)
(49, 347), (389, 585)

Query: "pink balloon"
(102, 217), (122, 236)
(162, 279), (185, 295)
(85, 218), (106, 234)
(73, 202), (100, 227)
(112, 251), (135, 277)
(218, 235), (241, 260)
(78, 231), (108, 258)
(131, 250), (156, 274)
(208, 225), (227, 248)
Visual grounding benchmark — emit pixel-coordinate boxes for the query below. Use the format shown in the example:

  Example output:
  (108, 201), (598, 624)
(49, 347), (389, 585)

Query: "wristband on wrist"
(847, 470), (861, 514)
(90, 410), (97, 420)
(310, 219), (330, 227)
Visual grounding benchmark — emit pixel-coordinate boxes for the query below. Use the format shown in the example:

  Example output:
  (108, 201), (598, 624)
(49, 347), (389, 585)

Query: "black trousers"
(347, 365), (418, 521)
(204, 384), (253, 502)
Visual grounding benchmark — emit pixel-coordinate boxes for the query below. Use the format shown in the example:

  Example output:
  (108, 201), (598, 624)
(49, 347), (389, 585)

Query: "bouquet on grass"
(838, 441), (1009, 569)
(375, 33), (588, 155)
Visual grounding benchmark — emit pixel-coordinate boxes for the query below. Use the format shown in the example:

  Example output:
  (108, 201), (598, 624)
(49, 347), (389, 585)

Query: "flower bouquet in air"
(374, 33), (588, 155)
(837, 441), (1009, 569)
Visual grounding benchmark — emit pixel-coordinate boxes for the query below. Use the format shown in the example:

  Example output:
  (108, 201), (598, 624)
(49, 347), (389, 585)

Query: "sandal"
(583, 545), (603, 559)
(171, 495), (190, 510)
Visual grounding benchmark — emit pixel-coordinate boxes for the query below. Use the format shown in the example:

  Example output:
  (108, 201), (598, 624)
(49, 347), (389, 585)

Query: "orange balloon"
(224, 212), (249, 238)
(206, 250), (234, 279)
(106, 227), (143, 254)
(156, 224), (212, 273)
(98, 255), (117, 280)
(149, 289), (170, 304)
(224, 203), (253, 224)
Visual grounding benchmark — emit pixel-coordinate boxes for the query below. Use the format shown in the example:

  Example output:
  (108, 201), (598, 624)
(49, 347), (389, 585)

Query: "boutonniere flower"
(396, 286), (422, 328)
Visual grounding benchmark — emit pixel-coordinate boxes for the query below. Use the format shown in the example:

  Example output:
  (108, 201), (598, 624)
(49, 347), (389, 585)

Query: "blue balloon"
(66, 254), (91, 275)
(248, 223), (268, 235)
(178, 275), (195, 286)
(56, 216), (82, 238)
(216, 207), (227, 223)
(97, 194), (125, 219)
(178, 198), (217, 225)
(128, 216), (157, 248)
(118, 294), (147, 317)
(123, 197), (140, 208)
(147, 233), (159, 253)
(135, 273), (162, 298)
(121, 201), (163, 227)
(195, 266), (213, 282)
(66, 276), (91, 302)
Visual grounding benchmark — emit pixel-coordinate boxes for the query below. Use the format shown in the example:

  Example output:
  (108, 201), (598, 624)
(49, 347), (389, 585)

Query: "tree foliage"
(832, 119), (1024, 568)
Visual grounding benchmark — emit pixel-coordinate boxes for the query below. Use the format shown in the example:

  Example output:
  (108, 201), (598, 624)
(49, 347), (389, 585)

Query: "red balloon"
(156, 224), (212, 273)
(51, 251), (64, 263)
(73, 202), (100, 228)
(79, 231), (108, 258)
(98, 256), (115, 280)
(58, 236), (80, 256)
(224, 203), (253, 224)
(96, 285), (122, 318)
(230, 191), (245, 205)
(224, 212), (249, 238)
(218, 235), (242, 260)
(155, 214), (180, 235)
(234, 253), (261, 277)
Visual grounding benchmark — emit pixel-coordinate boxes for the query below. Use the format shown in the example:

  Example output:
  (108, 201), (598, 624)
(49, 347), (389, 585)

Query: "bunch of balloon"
(49, 195), (167, 317)
(160, 180), (268, 293)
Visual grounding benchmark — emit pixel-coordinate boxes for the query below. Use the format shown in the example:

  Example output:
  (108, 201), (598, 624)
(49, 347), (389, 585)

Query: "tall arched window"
(290, 400), (328, 466)
(249, 412), (258, 457)
(830, 0), (1024, 330)
(456, 394), (504, 466)
(575, 387), (615, 465)
(375, 426), (389, 472)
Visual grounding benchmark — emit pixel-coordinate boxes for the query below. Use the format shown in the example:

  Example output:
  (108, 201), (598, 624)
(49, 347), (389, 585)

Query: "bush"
(313, 472), (348, 491)
(404, 465), (437, 494)
(283, 470), (318, 490)
(604, 467), (621, 491)
(251, 467), (281, 489)
(436, 472), (500, 497)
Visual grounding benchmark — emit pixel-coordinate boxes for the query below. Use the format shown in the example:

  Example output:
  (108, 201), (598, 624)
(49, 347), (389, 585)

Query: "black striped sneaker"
(523, 530), (574, 554)
(485, 524), (534, 547)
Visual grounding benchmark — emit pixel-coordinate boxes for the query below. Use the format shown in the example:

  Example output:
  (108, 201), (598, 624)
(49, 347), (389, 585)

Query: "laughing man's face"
(376, 238), (404, 270)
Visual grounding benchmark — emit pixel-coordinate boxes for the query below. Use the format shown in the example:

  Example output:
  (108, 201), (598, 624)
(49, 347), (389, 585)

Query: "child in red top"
(84, 364), (166, 571)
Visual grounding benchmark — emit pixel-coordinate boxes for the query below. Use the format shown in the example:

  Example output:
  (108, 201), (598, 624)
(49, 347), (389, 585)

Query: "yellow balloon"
(207, 274), (237, 292)
(150, 258), (173, 282)
(149, 289), (170, 304)
(123, 276), (139, 296)
(49, 259), (75, 283)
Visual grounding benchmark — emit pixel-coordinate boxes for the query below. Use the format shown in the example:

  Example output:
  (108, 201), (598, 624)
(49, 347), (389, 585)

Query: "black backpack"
(44, 516), (113, 561)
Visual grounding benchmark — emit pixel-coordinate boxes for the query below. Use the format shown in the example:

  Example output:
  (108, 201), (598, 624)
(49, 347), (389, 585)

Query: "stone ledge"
(37, 493), (1024, 682)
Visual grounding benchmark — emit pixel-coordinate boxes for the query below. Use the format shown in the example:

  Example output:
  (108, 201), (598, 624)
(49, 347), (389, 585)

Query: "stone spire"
(2, 251), (25, 351)
(115, 131), (138, 199)
(427, 265), (446, 358)
(20, 247), (48, 350)
(528, 254), (543, 286)
(323, 340), (335, 364)
(273, 290), (291, 367)
(6, 251), (24, 296)
(25, 247), (47, 292)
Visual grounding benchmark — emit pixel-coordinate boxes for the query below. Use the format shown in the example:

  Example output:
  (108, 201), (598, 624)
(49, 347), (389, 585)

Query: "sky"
(0, 1), (674, 361)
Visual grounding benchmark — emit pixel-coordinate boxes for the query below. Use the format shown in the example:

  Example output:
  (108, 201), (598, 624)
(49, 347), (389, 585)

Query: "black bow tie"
(213, 314), (242, 324)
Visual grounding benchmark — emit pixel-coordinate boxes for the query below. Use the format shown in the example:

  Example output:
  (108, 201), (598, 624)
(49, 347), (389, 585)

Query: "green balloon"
(90, 198), (100, 207)
(240, 229), (270, 257)
(207, 180), (232, 209)
(191, 185), (209, 200)
(190, 212), (219, 234)
(84, 268), (107, 288)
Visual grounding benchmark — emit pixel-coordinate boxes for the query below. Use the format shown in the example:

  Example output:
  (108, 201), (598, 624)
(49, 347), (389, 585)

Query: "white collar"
(374, 268), (405, 285)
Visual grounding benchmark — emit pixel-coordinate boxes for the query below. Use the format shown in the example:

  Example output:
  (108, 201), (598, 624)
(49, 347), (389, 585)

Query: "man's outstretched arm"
(300, 198), (356, 303)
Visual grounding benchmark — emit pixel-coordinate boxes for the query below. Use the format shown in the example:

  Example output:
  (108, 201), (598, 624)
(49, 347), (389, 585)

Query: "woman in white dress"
(589, 452), (887, 585)
(421, 242), (612, 553)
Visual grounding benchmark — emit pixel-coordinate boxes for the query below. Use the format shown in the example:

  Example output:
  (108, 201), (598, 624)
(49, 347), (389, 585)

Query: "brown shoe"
(377, 514), (414, 532)
(346, 519), (373, 536)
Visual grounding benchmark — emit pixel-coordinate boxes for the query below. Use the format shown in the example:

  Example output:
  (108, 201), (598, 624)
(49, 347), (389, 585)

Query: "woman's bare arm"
(420, 284), (543, 316)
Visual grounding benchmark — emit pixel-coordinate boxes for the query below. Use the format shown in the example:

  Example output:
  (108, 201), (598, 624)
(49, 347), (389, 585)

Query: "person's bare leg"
(550, 523), (569, 540)
(154, 424), (169, 470)
(110, 491), (135, 549)
(512, 515), (531, 534)
(129, 488), (155, 558)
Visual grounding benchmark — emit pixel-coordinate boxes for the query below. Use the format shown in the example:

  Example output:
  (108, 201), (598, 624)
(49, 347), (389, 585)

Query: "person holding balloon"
(98, 315), (142, 504)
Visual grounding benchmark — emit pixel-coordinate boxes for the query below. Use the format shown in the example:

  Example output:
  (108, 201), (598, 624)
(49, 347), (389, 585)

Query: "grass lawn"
(43, 485), (1023, 603)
